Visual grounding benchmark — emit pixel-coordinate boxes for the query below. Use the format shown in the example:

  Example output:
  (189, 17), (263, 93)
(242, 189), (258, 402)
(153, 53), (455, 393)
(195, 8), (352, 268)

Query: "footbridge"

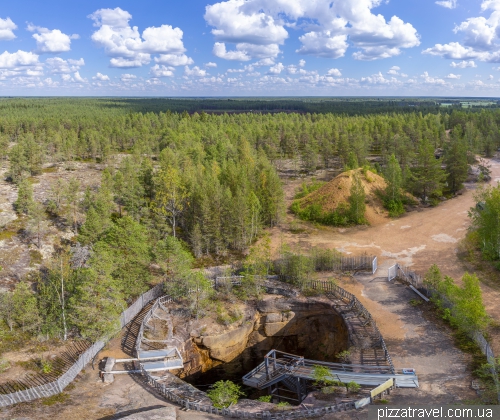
(243, 350), (418, 402)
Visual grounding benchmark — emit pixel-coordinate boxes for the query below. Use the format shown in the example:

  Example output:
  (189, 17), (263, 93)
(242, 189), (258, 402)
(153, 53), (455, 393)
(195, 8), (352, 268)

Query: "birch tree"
(153, 167), (188, 238)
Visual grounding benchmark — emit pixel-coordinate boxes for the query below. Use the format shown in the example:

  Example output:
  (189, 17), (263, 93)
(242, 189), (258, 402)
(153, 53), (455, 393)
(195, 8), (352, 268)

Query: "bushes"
(207, 380), (244, 408)
(294, 180), (325, 199)
(469, 185), (500, 263)
(290, 201), (351, 226)
(424, 265), (489, 333)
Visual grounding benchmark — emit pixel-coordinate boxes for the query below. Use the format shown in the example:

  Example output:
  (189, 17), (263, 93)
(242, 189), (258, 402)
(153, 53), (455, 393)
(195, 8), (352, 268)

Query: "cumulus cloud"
(0, 50), (39, 68)
(120, 73), (137, 81)
(445, 73), (461, 79)
(424, 1), (500, 62)
(297, 31), (348, 59)
(387, 66), (401, 75)
(205, 62), (217, 68)
(184, 66), (207, 77)
(451, 60), (477, 68)
(88, 7), (192, 68)
(327, 68), (342, 76)
(435, 0), (457, 8)
(268, 62), (284, 74)
(61, 71), (87, 83)
(93, 72), (110, 81)
(205, 0), (420, 61)
(155, 54), (193, 66)
(27, 24), (77, 54)
(421, 71), (446, 85)
(0, 17), (17, 41)
(151, 64), (175, 77)
(45, 57), (84, 73)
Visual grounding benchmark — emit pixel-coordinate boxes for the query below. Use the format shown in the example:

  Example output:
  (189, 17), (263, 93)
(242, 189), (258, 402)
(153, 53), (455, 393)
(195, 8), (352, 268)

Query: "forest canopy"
(0, 97), (499, 343)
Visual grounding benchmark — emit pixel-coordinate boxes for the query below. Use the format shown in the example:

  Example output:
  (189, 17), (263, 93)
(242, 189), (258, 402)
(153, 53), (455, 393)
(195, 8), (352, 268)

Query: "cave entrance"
(183, 304), (349, 401)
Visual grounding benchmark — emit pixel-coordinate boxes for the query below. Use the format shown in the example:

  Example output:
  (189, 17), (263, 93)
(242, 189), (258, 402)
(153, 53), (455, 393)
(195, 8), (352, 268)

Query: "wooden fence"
(0, 258), (379, 410)
(0, 283), (165, 407)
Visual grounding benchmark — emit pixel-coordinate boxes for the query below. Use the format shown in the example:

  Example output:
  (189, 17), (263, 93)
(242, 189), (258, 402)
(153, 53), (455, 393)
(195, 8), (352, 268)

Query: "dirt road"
(271, 158), (500, 338)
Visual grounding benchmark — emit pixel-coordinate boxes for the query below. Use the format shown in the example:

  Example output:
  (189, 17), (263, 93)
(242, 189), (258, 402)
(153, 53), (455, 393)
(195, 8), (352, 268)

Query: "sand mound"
(297, 168), (389, 225)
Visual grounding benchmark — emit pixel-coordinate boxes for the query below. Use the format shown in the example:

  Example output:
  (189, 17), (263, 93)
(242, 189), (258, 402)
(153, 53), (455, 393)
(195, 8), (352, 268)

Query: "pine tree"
(409, 138), (446, 202)
(14, 179), (34, 215)
(349, 171), (366, 224)
(12, 281), (41, 333)
(28, 201), (48, 248)
(444, 127), (468, 194)
(384, 154), (403, 203)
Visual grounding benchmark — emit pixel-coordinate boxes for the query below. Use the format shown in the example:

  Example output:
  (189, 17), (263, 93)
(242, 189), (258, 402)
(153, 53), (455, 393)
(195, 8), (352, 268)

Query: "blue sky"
(1, 0), (500, 96)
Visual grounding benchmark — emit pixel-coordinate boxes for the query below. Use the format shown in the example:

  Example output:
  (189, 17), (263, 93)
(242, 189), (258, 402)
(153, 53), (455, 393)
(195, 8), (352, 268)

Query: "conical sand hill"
(296, 168), (390, 225)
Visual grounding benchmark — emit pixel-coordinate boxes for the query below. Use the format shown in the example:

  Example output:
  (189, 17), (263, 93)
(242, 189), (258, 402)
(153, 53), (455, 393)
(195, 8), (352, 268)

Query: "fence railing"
(308, 280), (395, 374)
(390, 264), (500, 403)
(135, 295), (173, 356)
(0, 283), (165, 407)
(0, 256), (379, 409)
(141, 365), (364, 419)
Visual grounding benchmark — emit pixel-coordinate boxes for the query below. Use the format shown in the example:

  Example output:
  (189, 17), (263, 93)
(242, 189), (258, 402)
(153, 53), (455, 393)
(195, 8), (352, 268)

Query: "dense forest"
(1, 97), (500, 345)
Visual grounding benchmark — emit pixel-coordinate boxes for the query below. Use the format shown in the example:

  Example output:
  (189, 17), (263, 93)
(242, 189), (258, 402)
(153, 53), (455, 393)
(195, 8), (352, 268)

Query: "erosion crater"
(163, 294), (350, 390)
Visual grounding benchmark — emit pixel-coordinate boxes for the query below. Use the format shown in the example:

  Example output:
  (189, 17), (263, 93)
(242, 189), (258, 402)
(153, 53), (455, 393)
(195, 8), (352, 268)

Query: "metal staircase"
(243, 350), (418, 402)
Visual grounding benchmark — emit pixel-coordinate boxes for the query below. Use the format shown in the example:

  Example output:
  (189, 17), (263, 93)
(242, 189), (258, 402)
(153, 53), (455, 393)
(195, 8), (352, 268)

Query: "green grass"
(29, 250), (43, 266)
(41, 393), (70, 406)
(0, 230), (16, 241)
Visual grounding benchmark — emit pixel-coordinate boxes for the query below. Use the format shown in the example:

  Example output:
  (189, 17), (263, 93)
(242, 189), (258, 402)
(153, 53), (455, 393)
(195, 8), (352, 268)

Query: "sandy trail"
(272, 157), (500, 324)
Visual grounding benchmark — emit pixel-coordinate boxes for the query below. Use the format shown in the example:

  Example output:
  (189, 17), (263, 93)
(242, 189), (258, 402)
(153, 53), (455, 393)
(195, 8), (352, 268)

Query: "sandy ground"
(273, 157), (500, 345)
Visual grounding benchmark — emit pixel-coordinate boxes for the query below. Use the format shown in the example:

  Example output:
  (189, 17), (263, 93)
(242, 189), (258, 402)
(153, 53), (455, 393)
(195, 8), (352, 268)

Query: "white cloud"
(184, 66), (207, 77)
(268, 62), (284, 74)
(205, 0), (419, 61)
(451, 60), (477, 68)
(120, 73), (137, 81)
(60, 71), (87, 84)
(421, 71), (446, 85)
(27, 24), (76, 54)
(299, 59), (306, 67)
(73, 71), (87, 83)
(0, 17), (17, 41)
(445, 73), (461, 79)
(424, 1), (500, 63)
(327, 68), (342, 76)
(387, 66), (401, 75)
(361, 72), (395, 85)
(205, 0), (288, 61)
(435, 0), (457, 9)
(296, 31), (348, 59)
(93, 72), (110, 81)
(151, 64), (175, 77)
(88, 7), (191, 68)
(213, 42), (251, 61)
(45, 57), (84, 73)
(155, 54), (193, 66)
(205, 62), (217, 68)
(0, 50), (39, 68)
(489, 74), (494, 79)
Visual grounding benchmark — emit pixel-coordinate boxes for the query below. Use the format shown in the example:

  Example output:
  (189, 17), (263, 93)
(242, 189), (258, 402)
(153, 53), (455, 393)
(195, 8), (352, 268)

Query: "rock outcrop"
(181, 295), (349, 383)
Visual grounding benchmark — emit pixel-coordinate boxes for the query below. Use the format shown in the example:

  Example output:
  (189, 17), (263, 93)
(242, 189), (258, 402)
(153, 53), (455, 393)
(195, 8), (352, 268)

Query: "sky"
(1, 0), (500, 96)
